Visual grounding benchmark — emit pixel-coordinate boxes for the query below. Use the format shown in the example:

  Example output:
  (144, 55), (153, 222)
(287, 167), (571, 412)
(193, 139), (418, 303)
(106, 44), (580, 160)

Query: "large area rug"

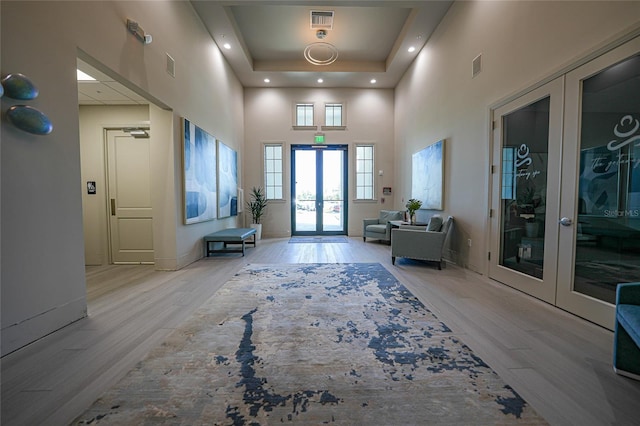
(74, 263), (546, 425)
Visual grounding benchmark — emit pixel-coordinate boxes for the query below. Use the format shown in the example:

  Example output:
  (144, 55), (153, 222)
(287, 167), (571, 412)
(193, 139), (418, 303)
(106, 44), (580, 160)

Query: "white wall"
(1, 1), (244, 355)
(395, 0), (640, 273)
(243, 88), (395, 237)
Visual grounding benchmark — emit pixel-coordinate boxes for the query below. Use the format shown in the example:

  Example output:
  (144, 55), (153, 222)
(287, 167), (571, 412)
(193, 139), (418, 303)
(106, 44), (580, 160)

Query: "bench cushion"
(618, 304), (640, 347)
(204, 227), (256, 242)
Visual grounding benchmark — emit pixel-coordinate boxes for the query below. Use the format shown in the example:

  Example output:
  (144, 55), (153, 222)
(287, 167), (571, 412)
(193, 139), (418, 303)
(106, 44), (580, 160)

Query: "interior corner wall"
(1, 1), (243, 355)
(243, 88), (395, 237)
(394, 1), (640, 273)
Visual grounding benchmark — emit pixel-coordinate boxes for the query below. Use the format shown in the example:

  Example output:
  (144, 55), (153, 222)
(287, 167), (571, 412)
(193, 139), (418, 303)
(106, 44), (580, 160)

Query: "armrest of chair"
(391, 228), (446, 260)
(363, 218), (379, 231)
(399, 224), (428, 231)
(393, 228), (446, 245)
(617, 283), (640, 305)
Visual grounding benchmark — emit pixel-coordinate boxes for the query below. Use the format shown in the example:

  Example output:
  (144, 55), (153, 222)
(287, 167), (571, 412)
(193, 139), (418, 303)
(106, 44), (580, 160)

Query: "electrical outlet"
(467, 238), (472, 247)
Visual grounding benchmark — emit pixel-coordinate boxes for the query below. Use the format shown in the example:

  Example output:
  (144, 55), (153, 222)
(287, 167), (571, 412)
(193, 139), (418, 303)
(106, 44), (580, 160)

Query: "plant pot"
(525, 222), (539, 238)
(250, 223), (262, 240)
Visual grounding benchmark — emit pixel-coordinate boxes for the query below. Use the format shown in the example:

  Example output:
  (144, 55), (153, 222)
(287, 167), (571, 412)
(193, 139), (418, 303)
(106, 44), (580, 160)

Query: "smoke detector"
(316, 29), (328, 39)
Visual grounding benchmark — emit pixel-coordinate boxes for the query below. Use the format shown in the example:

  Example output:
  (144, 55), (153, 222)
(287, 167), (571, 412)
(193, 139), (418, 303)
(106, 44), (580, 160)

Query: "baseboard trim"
(1, 297), (87, 357)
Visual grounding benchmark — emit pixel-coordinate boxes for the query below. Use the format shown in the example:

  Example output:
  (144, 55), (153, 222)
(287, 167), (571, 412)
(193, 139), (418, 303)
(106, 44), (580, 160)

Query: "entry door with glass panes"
(556, 37), (640, 329)
(291, 145), (348, 235)
(489, 78), (564, 304)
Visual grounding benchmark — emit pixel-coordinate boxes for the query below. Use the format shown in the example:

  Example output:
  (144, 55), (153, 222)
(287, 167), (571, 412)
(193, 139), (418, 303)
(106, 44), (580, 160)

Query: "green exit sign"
(314, 134), (325, 144)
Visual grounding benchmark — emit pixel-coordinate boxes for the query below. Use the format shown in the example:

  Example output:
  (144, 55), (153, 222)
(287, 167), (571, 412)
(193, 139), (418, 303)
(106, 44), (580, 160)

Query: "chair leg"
(437, 261), (442, 270)
(392, 256), (396, 265)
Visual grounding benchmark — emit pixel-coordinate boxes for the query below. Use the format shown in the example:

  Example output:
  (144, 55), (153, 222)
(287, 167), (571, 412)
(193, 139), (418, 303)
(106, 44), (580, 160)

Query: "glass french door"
(489, 78), (564, 304)
(291, 145), (348, 235)
(556, 37), (640, 329)
(491, 35), (640, 329)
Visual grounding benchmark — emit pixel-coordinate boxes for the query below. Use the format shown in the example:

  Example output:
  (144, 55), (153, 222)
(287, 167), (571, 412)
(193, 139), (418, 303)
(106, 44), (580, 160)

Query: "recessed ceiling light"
(317, 78), (324, 83)
(370, 79), (377, 84)
(223, 43), (231, 50)
(77, 69), (96, 81)
(264, 78), (270, 83)
(408, 46), (416, 53)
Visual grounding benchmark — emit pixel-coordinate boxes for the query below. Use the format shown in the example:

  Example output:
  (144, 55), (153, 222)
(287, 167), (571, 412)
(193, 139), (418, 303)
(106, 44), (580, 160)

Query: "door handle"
(111, 198), (116, 216)
(559, 217), (572, 226)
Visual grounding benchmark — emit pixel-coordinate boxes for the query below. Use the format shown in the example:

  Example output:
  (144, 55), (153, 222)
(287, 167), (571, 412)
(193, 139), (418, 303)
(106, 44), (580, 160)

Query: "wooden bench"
(204, 227), (257, 257)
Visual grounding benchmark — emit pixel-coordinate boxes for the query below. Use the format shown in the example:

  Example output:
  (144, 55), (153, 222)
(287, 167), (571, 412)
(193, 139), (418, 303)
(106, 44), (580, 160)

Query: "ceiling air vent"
(310, 10), (334, 30)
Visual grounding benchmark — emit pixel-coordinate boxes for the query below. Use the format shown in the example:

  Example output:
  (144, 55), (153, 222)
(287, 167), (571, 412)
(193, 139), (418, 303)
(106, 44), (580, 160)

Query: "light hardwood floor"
(2, 237), (639, 425)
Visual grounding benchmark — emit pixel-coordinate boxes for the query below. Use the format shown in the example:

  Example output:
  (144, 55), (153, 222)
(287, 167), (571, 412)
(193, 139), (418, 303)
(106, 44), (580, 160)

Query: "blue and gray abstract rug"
(75, 263), (547, 425)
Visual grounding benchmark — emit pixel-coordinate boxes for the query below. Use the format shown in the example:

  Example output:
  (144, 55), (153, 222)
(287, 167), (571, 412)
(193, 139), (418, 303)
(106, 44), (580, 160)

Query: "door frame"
(290, 144), (348, 236)
(105, 127), (154, 264)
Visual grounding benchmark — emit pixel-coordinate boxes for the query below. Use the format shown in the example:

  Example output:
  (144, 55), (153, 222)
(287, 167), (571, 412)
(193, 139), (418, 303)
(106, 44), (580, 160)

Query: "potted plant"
(517, 186), (539, 237)
(247, 186), (267, 239)
(405, 198), (422, 224)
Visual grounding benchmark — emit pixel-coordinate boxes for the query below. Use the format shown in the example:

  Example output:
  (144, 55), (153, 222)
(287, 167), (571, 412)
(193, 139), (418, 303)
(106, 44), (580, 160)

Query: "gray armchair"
(363, 210), (404, 243)
(391, 215), (453, 269)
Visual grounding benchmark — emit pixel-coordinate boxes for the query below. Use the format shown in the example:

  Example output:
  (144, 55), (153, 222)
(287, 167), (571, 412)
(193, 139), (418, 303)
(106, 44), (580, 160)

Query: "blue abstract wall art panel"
(412, 139), (444, 210)
(217, 141), (238, 218)
(183, 118), (217, 224)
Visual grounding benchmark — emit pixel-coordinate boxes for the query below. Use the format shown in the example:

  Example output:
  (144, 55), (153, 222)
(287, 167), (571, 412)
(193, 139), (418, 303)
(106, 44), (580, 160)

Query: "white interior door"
(556, 36), (640, 329)
(107, 129), (154, 264)
(489, 78), (564, 304)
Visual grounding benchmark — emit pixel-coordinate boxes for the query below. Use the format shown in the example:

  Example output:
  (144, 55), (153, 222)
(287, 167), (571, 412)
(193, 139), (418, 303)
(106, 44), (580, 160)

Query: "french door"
(556, 37), (640, 328)
(490, 35), (640, 329)
(489, 78), (564, 304)
(291, 145), (348, 235)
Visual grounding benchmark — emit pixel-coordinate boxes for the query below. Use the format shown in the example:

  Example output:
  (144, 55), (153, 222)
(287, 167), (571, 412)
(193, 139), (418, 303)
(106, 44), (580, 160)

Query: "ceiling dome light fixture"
(264, 78), (270, 83)
(223, 43), (231, 50)
(370, 79), (377, 84)
(317, 78), (324, 83)
(304, 42), (339, 66)
(408, 46), (416, 53)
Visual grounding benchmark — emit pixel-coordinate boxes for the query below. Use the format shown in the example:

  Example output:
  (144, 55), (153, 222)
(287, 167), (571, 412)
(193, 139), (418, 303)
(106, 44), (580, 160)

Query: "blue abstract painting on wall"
(183, 118), (217, 224)
(412, 139), (444, 210)
(217, 141), (238, 218)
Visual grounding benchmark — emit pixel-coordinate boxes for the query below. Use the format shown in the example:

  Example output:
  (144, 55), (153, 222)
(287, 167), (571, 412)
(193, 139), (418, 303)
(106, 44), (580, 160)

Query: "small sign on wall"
(383, 187), (392, 195)
(87, 181), (96, 195)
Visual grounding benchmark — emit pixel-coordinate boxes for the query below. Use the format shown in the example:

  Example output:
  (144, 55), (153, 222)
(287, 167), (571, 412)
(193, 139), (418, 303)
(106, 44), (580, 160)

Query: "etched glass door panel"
(557, 36), (640, 329)
(500, 97), (550, 279)
(489, 78), (563, 304)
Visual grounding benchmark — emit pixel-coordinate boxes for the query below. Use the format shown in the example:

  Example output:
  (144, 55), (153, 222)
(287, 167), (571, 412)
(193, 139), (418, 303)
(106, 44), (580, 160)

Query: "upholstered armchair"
(363, 210), (404, 243)
(613, 282), (640, 380)
(391, 216), (453, 269)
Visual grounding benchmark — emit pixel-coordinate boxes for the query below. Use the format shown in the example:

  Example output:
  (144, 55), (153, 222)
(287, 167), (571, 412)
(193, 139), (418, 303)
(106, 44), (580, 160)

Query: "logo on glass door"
(608, 114), (640, 152)
(516, 144), (541, 180)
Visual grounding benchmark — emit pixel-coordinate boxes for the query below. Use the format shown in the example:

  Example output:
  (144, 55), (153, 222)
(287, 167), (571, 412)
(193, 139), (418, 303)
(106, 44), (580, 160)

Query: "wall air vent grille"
(310, 10), (334, 30)
(166, 53), (175, 78)
(472, 54), (482, 78)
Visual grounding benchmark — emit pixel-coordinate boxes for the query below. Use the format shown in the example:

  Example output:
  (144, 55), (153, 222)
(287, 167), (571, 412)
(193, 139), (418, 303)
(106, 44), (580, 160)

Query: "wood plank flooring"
(2, 237), (640, 425)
